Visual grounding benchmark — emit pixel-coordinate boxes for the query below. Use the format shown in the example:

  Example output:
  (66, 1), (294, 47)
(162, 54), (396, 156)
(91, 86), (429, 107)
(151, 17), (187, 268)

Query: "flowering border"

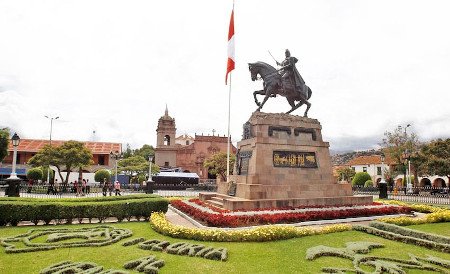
(150, 212), (352, 242)
(171, 199), (411, 228)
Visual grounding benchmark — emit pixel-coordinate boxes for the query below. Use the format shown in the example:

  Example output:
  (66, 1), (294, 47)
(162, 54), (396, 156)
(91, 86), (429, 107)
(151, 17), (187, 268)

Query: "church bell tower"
(155, 105), (177, 167)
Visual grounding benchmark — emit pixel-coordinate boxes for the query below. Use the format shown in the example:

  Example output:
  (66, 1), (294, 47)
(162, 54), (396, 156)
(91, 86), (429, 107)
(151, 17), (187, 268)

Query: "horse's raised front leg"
(256, 93), (271, 112)
(253, 90), (265, 107)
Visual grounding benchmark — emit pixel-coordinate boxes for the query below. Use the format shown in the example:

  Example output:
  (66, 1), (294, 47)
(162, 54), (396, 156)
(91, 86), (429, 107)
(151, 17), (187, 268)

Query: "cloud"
(0, 75), (19, 93)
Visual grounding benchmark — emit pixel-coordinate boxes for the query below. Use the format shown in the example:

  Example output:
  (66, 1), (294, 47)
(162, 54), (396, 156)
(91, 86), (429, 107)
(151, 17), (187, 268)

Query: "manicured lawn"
(1, 222), (449, 273)
(407, 222), (450, 237)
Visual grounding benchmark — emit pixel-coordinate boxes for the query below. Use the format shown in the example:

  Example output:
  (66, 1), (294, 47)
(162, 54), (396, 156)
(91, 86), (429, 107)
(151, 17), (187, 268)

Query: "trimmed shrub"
(0, 196), (168, 226)
(353, 224), (450, 253)
(369, 221), (450, 244)
(352, 172), (371, 186)
(40, 261), (127, 274)
(27, 167), (43, 181)
(94, 169), (111, 183)
(122, 237), (145, 246)
(2, 226), (132, 254)
(364, 180), (373, 187)
(123, 256), (165, 273)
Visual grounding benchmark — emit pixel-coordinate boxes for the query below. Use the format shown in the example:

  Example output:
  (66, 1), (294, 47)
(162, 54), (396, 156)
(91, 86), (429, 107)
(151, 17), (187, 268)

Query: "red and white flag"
(225, 8), (235, 85)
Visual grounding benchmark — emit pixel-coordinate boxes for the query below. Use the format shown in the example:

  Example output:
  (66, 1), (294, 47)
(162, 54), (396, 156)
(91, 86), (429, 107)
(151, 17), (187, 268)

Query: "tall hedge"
(0, 195), (168, 226)
(352, 172), (372, 186)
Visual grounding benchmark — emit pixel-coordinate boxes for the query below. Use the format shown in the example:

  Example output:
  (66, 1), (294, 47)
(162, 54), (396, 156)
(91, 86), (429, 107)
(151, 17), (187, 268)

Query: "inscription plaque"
(237, 151), (252, 175)
(273, 151), (318, 168)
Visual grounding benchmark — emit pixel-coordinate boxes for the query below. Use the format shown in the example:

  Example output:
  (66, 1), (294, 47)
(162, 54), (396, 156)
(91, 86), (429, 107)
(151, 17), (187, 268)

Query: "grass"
(1, 222), (450, 273)
(407, 222), (450, 237)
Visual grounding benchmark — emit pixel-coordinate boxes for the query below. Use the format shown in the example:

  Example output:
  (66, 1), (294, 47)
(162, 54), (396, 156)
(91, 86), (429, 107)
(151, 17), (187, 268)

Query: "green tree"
(94, 169), (111, 183)
(352, 172), (372, 186)
(117, 155), (159, 181)
(336, 167), (356, 182)
(26, 167), (43, 182)
(0, 129), (9, 162)
(413, 138), (450, 183)
(133, 144), (155, 160)
(28, 140), (93, 184)
(203, 152), (236, 181)
(122, 143), (133, 158)
(381, 125), (420, 186)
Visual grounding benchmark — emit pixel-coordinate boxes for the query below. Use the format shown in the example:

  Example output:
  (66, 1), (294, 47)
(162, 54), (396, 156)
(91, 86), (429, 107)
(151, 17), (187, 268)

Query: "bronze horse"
(248, 61), (312, 117)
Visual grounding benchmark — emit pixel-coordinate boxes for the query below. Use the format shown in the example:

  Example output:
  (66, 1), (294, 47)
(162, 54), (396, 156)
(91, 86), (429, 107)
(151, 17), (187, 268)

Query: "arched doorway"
(419, 178), (431, 187)
(433, 178), (446, 188)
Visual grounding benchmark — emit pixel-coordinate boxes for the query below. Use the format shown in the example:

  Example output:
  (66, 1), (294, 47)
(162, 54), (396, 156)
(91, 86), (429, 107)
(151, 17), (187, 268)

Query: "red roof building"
(2, 139), (121, 172)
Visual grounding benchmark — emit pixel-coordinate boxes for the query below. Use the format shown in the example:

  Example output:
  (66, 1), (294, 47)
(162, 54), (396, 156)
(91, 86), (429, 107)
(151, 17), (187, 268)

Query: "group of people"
(102, 178), (121, 196)
(43, 178), (91, 195)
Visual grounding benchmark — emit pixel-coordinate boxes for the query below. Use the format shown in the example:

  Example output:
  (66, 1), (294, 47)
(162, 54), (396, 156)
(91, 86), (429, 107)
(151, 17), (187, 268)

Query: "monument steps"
(206, 199), (224, 209)
(202, 193), (250, 210)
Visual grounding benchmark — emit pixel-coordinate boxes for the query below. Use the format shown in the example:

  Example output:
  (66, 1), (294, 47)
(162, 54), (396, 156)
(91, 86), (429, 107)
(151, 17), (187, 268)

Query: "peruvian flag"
(225, 8), (235, 85)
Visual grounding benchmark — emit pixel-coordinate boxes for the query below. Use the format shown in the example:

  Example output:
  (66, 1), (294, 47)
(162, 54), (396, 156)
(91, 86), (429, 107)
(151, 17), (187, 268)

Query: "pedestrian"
(109, 180), (114, 196)
(54, 179), (59, 195)
(27, 179), (33, 193)
(76, 180), (82, 196)
(86, 179), (91, 194)
(47, 180), (54, 195)
(102, 178), (108, 197)
(114, 181), (121, 196)
(82, 179), (87, 195)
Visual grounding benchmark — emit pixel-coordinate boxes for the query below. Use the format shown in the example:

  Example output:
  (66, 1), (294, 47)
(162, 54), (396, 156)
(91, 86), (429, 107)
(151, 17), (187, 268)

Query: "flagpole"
(225, 0), (235, 184)
(227, 74), (232, 183)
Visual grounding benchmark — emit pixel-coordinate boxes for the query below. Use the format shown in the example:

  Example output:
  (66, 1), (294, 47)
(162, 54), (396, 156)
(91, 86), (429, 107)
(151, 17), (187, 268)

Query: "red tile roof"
(346, 155), (396, 166)
(8, 139), (121, 155)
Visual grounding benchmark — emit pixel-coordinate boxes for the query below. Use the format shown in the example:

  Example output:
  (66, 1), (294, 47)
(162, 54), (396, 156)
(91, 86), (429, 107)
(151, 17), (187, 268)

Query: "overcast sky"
(1, 0), (449, 152)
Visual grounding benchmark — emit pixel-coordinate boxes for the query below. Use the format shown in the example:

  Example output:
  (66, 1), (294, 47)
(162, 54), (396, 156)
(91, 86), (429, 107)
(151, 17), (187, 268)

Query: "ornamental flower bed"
(170, 199), (412, 228)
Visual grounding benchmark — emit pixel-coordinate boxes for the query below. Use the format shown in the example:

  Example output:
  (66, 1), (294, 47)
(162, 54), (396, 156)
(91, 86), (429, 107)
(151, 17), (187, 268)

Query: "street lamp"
(380, 154), (385, 182)
(8, 133), (20, 180)
(378, 153), (388, 199)
(148, 155), (154, 179)
(6, 133), (21, 197)
(110, 151), (122, 182)
(147, 155), (154, 194)
(44, 115), (59, 184)
(402, 149), (413, 194)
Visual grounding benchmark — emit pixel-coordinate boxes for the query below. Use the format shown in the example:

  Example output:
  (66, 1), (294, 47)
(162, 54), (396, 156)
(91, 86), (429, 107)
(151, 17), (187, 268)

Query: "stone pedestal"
(200, 112), (372, 210)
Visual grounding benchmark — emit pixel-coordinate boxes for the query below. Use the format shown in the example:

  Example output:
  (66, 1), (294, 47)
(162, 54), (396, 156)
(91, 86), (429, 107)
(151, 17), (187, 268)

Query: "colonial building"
(154, 107), (236, 179)
(1, 139), (121, 181)
(346, 155), (448, 187)
(346, 155), (393, 184)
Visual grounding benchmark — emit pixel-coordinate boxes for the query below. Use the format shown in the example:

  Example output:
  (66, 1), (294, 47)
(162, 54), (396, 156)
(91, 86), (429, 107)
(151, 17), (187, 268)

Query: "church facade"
(154, 107), (236, 179)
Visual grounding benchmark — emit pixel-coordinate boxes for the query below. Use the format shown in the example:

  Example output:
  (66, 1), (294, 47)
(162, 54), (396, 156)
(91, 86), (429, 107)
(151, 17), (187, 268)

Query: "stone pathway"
(165, 208), (198, 228)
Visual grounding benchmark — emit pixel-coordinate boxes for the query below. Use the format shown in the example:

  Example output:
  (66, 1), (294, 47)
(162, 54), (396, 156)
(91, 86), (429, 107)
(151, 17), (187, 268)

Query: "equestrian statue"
(248, 49), (312, 117)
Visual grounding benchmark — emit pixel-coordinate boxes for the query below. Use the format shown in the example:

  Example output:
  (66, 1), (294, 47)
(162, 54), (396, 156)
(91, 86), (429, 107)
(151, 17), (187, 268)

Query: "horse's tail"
(307, 86), (312, 100)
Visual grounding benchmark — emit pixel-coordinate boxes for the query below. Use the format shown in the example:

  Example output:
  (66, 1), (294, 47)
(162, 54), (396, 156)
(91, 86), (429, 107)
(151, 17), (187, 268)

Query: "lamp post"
(378, 154), (388, 199)
(148, 155), (154, 179)
(6, 133), (21, 197)
(8, 133), (20, 180)
(402, 149), (413, 194)
(380, 154), (385, 183)
(44, 115), (59, 184)
(110, 151), (122, 183)
(147, 155), (154, 194)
